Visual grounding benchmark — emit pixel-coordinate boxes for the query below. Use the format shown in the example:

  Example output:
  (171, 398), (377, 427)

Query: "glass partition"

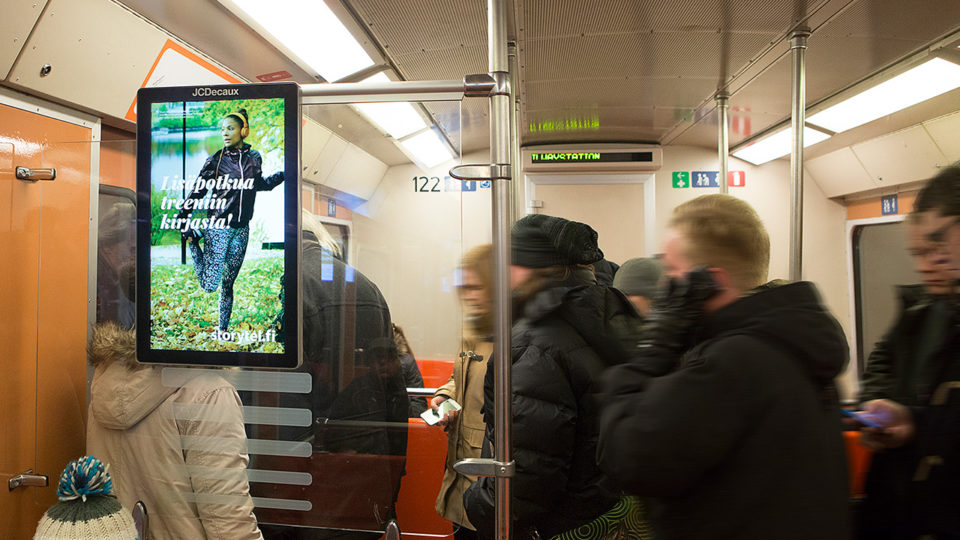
(91, 98), (491, 538)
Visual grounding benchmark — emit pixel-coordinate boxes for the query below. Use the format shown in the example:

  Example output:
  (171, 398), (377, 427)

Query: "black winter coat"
(463, 270), (643, 539)
(858, 289), (960, 539)
(859, 285), (953, 406)
(598, 281), (850, 540)
(276, 232), (405, 452)
(181, 142), (284, 228)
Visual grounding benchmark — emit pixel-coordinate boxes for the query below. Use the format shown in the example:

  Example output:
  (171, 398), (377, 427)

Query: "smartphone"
(841, 408), (884, 428)
(420, 398), (462, 425)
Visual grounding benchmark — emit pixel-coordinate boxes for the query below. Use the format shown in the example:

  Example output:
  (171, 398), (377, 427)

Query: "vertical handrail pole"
(716, 93), (730, 194)
(489, 0), (513, 538)
(789, 30), (809, 282)
(508, 42), (523, 223)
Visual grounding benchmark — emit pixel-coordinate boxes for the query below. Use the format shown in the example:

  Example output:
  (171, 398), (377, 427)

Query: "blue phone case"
(841, 408), (883, 428)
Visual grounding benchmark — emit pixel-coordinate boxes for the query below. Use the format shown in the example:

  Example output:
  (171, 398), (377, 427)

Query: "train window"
(851, 221), (915, 374)
(96, 184), (137, 329)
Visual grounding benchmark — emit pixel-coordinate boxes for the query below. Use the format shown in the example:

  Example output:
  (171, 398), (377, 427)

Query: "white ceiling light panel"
(353, 73), (427, 138)
(226, 0), (374, 82)
(807, 58), (960, 133)
(732, 126), (831, 166)
(400, 129), (455, 168)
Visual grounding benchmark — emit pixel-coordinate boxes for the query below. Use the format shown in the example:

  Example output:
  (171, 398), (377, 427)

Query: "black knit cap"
(511, 214), (604, 268)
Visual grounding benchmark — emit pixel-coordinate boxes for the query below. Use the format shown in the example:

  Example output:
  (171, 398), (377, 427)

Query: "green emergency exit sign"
(672, 171), (690, 188)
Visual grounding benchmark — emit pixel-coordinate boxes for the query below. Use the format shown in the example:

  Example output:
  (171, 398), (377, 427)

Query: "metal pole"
(508, 42), (523, 224)
(489, 0), (512, 538)
(300, 79), (469, 104)
(716, 93), (730, 195)
(789, 30), (809, 282)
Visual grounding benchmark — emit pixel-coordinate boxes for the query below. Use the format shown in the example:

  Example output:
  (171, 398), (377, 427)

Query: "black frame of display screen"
(135, 82), (301, 369)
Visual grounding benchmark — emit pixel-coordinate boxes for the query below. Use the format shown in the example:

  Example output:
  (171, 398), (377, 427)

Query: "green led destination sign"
(530, 151), (654, 164)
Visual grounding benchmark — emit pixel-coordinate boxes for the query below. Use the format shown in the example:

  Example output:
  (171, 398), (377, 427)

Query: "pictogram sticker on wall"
(672, 171), (690, 188)
(691, 171), (720, 188)
(125, 40), (242, 122)
(881, 194), (899, 216)
(728, 171), (746, 187)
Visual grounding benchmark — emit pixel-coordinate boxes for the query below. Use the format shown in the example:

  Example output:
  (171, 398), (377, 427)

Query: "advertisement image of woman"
(177, 108), (284, 333)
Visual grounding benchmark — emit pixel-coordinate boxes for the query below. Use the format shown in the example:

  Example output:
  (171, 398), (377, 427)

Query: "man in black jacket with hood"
(463, 214), (647, 539)
(598, 194), (850, 540)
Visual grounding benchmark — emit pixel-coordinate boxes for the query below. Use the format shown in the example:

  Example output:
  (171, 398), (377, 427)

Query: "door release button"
(8, 469), (49, 491)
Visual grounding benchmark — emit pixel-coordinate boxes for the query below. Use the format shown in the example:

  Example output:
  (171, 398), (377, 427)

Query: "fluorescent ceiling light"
(807, 58), (960, 133)
(401, 130), (455, 168)
(228, 0), (374, 81)
(732, 126), (831, 165)
(353, 74), (427, 138)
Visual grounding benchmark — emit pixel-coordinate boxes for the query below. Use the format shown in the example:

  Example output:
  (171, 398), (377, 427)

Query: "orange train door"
(0, 92), (96, 538)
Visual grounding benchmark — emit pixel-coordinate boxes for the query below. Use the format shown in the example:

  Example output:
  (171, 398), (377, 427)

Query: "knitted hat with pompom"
(34, 456), (138, 540)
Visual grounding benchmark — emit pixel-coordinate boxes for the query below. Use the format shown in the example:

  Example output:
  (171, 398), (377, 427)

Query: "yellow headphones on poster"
(226, 111), (249, 138)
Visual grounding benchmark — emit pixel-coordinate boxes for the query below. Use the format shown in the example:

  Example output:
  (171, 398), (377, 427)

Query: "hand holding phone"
(421, 398), (461, 426)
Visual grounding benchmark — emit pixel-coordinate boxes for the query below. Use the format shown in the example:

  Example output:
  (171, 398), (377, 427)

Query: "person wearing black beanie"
(463, 214), (650, 540)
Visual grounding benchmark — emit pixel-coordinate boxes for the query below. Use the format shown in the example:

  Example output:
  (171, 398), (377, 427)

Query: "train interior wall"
(69, 126), (862, 396)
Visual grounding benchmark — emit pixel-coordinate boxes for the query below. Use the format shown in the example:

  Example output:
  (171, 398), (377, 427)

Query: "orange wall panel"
(847, 191), (918, 221)
(0, 102), (91, 537)
(100, 125), (136, 191)
(36, 128), (92, 496)
(0, 104), (44, 539)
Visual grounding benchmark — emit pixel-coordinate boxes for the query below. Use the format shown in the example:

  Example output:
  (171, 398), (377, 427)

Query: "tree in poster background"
(149, 98), (286, 353)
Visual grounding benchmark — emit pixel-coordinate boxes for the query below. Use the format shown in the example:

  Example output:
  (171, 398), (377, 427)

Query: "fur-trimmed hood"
(88, 321), (137, 368)
(88, 323), (176, 430)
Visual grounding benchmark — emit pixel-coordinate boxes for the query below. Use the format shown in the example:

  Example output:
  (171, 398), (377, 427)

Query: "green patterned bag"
(550, 496), (652, 540)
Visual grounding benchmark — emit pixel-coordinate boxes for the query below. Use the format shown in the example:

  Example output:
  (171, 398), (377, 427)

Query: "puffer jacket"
(180, 142), (283, 228)
(86, 324), (263, 540)
(598, 281), (850, 540)
(463, 269), (643, 539)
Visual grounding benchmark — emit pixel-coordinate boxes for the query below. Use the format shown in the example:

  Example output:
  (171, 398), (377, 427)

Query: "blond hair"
(669, 194), (770, 291)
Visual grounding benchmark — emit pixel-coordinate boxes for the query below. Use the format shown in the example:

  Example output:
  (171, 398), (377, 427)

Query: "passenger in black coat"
(855, 168), (960, 539)
(462, 214), (643, 539)
(857, 286), (956, 540)
(257, 212), (407, 540)
(598, 195), (850, 540)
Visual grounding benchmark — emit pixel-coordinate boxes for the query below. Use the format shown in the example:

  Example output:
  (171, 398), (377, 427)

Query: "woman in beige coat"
(431, 244), (493, 540)
(86, 321), (263, 540)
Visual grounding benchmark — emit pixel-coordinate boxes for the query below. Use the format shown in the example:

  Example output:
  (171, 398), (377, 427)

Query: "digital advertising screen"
(136, 82), (301, 368)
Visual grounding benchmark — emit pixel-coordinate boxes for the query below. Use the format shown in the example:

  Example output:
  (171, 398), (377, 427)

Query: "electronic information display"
(530, 151), (655, 164)
(136, 82), (301, 368)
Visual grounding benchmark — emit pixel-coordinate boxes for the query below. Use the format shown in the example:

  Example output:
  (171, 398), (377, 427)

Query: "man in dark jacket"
(256, 211), (408, 540)
(598, 194), (850, 540)
(856, 166), (960, 539)
(463, 214), (646, 540)
(857, 288), (954, 538)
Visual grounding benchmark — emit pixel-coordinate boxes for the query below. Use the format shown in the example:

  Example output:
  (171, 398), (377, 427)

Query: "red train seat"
(417, 359), (454, 389)
(844, 430), (873, 498)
